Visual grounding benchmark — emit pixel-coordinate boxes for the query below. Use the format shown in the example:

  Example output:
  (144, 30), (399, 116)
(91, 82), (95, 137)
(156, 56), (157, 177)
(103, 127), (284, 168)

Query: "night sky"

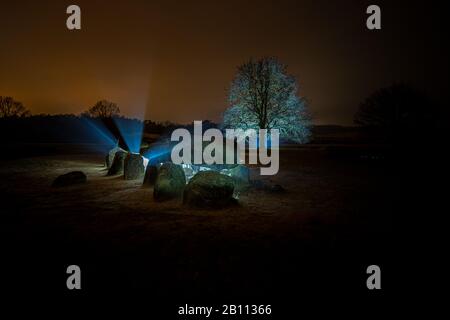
(0, 0), (448, 124)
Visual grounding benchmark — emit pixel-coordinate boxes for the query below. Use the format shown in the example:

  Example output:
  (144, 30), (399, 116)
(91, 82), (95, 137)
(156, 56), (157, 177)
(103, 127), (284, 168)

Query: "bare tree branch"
(224, 57), (312, 143)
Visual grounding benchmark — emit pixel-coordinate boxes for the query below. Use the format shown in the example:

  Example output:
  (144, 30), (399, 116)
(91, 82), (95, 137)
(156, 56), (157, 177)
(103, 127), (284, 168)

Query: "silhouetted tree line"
(151, 120), (219, 137)
(82, 100), (120, 118)
(0, 96), (30, 118)
(2, 85), (443, 146)
(0, 114), (192, 143)
(0, 98), (195, 143)
(354, 83), (444, 145)
(0, 114), (91, 143)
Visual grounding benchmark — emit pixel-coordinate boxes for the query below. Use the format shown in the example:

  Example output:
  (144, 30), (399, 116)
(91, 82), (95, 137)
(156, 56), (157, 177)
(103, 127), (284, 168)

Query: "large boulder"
(107, 150), (127, 176)
(143, 165), (158, 187)
(183, 171), (236, 208)
(52, 171), (87, 187)
(124, 153), (145, 180)
(105, 146), (125, 169)
(222, 164), (250, 187)
(153, 162), (186, 201)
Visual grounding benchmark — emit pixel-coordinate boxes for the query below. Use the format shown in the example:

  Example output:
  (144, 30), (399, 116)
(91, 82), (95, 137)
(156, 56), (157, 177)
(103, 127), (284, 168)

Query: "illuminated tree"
(0, 96), (30, 118)
(223, 57), (312, 143)
(84, 100), (120, 118)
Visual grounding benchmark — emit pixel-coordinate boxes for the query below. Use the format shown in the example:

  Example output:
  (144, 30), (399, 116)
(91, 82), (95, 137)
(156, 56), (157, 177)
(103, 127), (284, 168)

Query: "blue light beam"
(81, 117), (117, 152)
(113, 117), (144, 154)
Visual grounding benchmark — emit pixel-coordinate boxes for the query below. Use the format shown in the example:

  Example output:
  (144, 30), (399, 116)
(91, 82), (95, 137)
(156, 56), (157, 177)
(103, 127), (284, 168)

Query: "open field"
(1, 143), (393, 301)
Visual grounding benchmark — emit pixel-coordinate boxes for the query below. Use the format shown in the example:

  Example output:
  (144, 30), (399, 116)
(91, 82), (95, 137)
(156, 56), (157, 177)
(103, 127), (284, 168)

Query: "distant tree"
(223, 57), (312, 143)
(354, 84), (440, 140)
(83, 100), (120, 118)
(0, 96), (30, 118)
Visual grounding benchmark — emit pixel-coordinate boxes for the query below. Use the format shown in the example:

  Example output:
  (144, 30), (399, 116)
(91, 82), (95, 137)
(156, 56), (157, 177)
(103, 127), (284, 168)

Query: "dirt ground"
(1, 144), (393, 302)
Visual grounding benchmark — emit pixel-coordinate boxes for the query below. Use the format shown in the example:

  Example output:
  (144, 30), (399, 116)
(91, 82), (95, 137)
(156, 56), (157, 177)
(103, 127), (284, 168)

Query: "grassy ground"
(1, 144), (393, 302)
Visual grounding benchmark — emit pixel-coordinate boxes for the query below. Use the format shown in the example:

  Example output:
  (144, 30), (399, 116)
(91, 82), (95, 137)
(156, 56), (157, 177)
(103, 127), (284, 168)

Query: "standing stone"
(181, 164), (195, 181)
(183, 171), (235, 208)
(105, 146), (125, 169)
(107, 150), (127, 175)
(143, 165), (158, 186)
(153, 162), (186, 201)
(124, 153), (145, 180)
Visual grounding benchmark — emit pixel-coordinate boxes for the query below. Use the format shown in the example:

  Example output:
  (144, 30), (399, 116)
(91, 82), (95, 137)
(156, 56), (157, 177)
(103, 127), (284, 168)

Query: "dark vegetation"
(0, 96), (30, 118)
(82, 99), (120, 118)
(0, 115), (176, 143)
(2, 83), (443, 147)
(354, 83), (444, 145)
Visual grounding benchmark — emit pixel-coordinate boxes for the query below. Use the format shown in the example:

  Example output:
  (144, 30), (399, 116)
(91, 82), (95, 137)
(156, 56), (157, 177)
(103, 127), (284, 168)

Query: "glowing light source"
(142, 156), (149, 169)
(142, 144), (172, 165)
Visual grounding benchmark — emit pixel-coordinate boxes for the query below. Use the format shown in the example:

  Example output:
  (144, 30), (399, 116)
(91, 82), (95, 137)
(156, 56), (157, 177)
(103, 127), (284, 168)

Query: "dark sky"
(0, 0), (448, 124)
